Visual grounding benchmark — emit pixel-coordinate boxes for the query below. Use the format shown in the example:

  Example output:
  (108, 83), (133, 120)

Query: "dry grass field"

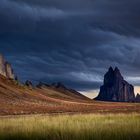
(0, 113), (139, 140)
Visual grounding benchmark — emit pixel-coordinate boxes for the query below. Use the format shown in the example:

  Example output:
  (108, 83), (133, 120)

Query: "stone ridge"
(95, 67), (135, 102)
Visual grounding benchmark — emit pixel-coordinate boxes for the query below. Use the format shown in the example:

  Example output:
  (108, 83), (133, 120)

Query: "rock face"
(135, 94), (140, 102)
(0, 54), (15, 79)
(95, 67), (135, 102)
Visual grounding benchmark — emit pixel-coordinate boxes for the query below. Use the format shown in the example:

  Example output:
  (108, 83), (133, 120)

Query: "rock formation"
(135, 93), (140, 102)
(37, 82), (69, 90)
(95, 67), (135, 102)
(0, 54), (7, 77)
(5, 62), (15, 79)
(36, 82), (89, 99)
(0, 54), (15, 79)
(51, 82), (67, 89)
(36, 82), (50, 88)
(25, 80), (33, 88)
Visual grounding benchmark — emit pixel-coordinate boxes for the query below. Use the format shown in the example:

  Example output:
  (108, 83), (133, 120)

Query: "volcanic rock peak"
(95, 67), (135, 102)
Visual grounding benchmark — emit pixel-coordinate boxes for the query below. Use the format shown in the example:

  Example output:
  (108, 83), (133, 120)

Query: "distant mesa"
(95, 67), (135, 102)
(0, 54), (15, 79)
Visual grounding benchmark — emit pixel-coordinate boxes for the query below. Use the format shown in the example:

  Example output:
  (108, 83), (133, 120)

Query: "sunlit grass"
(0, 113), (139, 140)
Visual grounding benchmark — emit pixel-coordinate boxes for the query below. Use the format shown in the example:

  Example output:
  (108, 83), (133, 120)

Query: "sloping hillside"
(0, 74), (139, 115)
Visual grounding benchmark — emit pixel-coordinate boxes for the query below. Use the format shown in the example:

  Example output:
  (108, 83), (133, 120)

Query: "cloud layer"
(1, 0), (140, 92)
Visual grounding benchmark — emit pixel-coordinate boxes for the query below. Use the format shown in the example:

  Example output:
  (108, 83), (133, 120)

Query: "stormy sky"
(1, 0), (140, 97)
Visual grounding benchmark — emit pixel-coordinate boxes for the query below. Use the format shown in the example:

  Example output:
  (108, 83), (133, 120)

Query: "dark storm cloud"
(1, 0), (140, 92)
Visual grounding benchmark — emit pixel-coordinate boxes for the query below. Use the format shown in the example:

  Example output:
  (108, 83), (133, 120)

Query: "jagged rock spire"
(109, 66), (113, 72)
(114, 67), (120, 72)
(95, 67), (135, 102)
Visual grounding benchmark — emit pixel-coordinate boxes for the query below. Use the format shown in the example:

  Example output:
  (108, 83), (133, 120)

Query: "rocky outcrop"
(36, 82), (50, 88)
(51, 82), (67, 89)
(0, 54), (7, 77)
(95, 67), (135, 102)
(0, 54), (15, 79)
(36, 82), (89, 100)
(135, 93), (140, 102)
(5, 62), (15, 79)
(37, 82), (68, 90)
(25, 80), (33, 88)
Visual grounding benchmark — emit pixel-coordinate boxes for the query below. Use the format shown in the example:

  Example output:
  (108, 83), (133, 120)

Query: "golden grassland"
(0, 113), (139, 140)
